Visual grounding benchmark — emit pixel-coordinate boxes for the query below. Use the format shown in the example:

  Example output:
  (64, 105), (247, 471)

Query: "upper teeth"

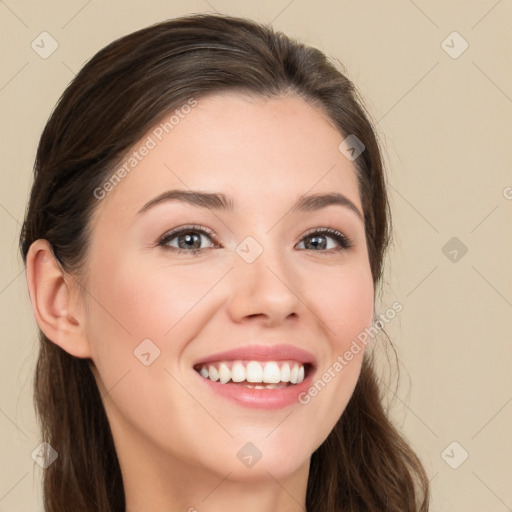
(197, 360), (305, 385)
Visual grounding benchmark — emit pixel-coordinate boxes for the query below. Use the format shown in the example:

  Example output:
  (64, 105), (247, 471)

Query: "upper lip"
(193, 343), (317, 368)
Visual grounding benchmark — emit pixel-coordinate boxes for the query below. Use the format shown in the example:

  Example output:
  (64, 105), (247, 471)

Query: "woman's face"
(80, 93), (374, 484)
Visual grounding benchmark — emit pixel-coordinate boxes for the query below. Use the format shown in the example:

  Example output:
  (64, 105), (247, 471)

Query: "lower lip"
(195, 368), (315, 410)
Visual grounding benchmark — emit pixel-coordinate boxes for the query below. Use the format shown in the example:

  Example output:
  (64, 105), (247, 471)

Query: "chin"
(210, 439), (312, 482)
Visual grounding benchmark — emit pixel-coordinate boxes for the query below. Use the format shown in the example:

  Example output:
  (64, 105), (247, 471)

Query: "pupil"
(179, 233), (200, 249)
(309, 235), (326, 250)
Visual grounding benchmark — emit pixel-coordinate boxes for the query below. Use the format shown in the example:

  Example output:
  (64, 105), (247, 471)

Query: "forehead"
(92, 93), (362, 223)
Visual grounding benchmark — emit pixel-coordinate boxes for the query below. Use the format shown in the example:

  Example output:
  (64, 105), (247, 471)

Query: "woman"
(20, 13), (430, 512)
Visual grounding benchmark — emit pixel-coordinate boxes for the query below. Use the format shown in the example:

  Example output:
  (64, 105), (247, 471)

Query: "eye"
(158, 225), (218, 255)
(157, 225), (353, 256)
(296, 228), (353, 252)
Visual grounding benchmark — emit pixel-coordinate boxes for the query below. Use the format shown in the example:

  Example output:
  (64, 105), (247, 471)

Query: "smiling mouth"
(193, 360), (311, 389)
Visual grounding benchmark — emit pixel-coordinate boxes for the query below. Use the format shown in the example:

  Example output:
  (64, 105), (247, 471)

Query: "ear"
(25, 239), (92, 359)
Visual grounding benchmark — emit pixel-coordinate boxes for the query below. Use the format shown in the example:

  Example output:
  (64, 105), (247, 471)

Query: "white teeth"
(219, 363), (231, 384)
(208, 365), (219, 382)
(263, 362), (281, 383)
(246, 361), (263, 383)
(231, 362), (246, 383)
(197, 360), (308, 386)
(297, 365), (305, 384)
(280, 363), (291, 382)
(290, 364), (299, 384)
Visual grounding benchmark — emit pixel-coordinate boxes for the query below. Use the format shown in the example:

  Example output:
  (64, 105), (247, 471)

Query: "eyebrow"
(137, 189), (364, 221)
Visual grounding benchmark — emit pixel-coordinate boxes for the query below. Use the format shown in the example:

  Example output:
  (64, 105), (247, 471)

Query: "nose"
(226, 241), (302, 327)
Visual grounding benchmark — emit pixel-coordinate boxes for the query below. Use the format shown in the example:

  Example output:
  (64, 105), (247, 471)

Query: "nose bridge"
(227, 232), (301, 324)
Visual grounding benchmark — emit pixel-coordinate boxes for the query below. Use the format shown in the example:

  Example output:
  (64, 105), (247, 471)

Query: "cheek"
(83, 257), (214, 456)
(312, 263), (375, 348)
(82, 252), (231, 391)
(297, 262), (374, 431)
(86, 254), (212, 342)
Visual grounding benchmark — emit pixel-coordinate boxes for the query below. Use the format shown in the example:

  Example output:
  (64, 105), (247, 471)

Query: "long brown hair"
(19, 13), (429, 511)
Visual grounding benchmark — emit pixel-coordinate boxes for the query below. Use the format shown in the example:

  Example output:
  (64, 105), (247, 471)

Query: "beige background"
(1, 1), (511, 510)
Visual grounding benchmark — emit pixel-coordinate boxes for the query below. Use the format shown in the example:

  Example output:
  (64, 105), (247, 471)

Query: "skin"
(26, 93), (375, 512)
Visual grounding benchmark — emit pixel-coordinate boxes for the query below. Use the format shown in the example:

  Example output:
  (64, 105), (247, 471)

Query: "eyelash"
(157, 224), (353, 256)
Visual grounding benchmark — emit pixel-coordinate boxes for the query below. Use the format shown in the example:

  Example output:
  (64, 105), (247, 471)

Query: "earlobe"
(25, 239), (92, 359)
